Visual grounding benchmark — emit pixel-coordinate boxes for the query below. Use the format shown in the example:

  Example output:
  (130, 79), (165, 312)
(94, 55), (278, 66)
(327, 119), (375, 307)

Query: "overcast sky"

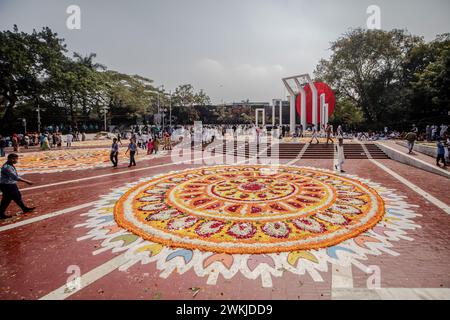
(1, 0), (449, 104)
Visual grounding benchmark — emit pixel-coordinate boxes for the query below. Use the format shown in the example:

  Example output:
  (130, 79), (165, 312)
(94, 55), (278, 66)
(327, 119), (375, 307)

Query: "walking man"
(110, 138), (119, 168)
(66, 132), (73, 148)
(326, 123), (334, 145)
(336, 125), (344, 138)
(125, 138), (138, 167)
(436, 138), (447, 168)
(335, 137), (345, 173)
(405, 131), (417, 154)
(0, 153), (35, 219)
(309, 125), (319, 144)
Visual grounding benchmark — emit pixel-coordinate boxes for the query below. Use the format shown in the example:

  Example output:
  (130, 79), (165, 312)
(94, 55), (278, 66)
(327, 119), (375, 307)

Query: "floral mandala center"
(239, 182), (265, 192)
(114, 165), (386, 254)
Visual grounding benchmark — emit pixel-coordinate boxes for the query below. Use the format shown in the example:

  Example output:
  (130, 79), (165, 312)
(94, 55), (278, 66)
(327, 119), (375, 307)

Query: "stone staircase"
(208, 141), (389, 160)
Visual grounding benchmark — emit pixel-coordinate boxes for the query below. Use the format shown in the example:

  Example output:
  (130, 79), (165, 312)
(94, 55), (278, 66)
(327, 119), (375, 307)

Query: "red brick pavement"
(0, 151), (449, 300)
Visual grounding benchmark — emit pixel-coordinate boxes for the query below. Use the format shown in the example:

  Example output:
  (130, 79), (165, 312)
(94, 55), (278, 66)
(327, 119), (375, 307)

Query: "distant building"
(217, 100), (291, 125)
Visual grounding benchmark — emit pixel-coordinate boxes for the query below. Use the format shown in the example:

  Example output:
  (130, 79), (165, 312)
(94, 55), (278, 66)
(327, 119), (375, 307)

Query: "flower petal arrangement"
(114, 165), (385, 254)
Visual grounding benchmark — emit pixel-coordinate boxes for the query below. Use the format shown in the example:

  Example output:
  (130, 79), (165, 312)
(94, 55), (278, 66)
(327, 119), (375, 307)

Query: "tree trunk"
(0, 95), (17, 133)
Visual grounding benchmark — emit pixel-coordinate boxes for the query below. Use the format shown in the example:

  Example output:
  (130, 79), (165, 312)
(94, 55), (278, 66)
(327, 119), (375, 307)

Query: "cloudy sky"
(1, 0), (449, 103)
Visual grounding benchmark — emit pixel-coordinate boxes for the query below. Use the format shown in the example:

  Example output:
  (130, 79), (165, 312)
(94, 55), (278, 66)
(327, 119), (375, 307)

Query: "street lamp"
(168, 90), (172, 129)
(36, 77), (46, 133)
(100, 106), (109, 131)
(162, 107), (167, 131)
(145, 85), (165, 127)
(21, 118), (27, 134)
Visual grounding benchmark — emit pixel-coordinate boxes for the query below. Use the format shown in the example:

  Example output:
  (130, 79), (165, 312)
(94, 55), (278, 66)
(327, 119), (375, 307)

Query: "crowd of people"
(0, 130), (87, 153)
(1, 122), (448, 170)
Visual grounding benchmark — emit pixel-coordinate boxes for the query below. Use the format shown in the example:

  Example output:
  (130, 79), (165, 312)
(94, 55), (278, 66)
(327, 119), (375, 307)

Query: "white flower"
(147, 209), (179, 221)
(262, 222), (290, 238)
(167, 216), (198, 230)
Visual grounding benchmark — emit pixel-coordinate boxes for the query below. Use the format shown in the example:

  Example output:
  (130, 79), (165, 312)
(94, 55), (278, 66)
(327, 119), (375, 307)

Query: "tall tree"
(314, 28), (424, 127)
(0, 25), (67, 132)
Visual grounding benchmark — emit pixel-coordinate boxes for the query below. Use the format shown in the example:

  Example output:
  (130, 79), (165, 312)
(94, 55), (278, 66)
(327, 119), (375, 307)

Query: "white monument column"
(283, 74), (312, 134)
(299, 87), (307, 129)
(255, 109), (265, 127)
(272, 103), (275, 126)
(279, 100), (282, 126)
(289, 95), (295, 135)
(262, 108), (265, 127)
(310, 80), (318, 127)
(320, 93), (326, 126)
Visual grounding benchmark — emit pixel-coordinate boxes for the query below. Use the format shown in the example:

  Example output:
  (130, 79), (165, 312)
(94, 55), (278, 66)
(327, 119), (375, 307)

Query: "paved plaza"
(0, 139), (449, 300)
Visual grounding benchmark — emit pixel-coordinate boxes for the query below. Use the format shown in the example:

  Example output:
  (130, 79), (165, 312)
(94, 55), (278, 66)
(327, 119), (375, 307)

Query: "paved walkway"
(0, 144), (449, 300)
(379, 140), (449, 171)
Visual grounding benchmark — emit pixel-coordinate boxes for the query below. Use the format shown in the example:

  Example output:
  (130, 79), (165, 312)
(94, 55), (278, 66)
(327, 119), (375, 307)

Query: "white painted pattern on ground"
(36, 146), (269, 299)
(39, 253), (129, 300)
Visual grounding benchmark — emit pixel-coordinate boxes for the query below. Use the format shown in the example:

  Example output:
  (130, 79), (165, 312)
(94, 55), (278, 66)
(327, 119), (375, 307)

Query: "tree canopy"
(315, 28), (450, 130)
(1, 26), (449, 134)
(0, 26), (212, 134)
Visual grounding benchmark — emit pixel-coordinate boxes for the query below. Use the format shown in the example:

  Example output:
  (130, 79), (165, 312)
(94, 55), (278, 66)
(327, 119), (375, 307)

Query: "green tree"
(314, 28), (423, 128)
(410, 34), (450, 125)
(0, 25), (67, 132)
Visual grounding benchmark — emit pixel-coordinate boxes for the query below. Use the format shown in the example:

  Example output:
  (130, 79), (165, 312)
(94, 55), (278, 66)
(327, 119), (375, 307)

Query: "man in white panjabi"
(66, 133), (73, 148)
(309, 125), (319, 144)
(335, 137), (345, 173)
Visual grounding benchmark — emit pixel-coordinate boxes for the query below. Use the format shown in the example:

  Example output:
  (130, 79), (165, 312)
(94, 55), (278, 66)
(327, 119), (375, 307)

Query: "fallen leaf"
(153, 292), (162, 300)
(189, 287), (201, 298)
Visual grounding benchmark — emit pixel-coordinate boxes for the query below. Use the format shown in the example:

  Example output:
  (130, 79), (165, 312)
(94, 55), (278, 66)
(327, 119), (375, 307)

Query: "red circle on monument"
(296, 82), (335, 125)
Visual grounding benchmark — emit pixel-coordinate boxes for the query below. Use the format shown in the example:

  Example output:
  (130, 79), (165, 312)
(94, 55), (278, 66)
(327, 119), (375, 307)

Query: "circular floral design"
(78, 166), (420, 288)
(114, 165), (385, 254)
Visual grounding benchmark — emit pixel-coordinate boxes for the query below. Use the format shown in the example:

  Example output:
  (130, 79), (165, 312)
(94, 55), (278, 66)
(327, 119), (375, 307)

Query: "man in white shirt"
(66, 133), (73, 148)
(335, 137), (345, 173)
(309, 125), (319, 144)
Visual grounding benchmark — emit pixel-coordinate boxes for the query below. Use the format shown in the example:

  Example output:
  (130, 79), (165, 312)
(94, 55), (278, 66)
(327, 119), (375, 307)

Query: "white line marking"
(0, 202), (97, 232)
(332, 288), (450, 300)
(370, 159), (450, 215)
(331, 264), (354, 289)
(39, 253), (129, 300)
(297, 143), (309, 159)
(359, 142), (373, 159)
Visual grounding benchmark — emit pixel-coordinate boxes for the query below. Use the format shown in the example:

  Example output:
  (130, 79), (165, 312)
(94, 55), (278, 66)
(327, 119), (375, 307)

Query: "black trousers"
(110, 151), (118, 167)
(436, 154), (446, 166)
(0, 184), (27, 215)
(129, 151), (136, 166)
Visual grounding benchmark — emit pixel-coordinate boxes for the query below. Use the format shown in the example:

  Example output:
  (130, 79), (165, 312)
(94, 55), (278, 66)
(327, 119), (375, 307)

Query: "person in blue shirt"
(125, 138), (138, 167)
(436, 138), (447, 168)
(0, 153), (35, 219)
